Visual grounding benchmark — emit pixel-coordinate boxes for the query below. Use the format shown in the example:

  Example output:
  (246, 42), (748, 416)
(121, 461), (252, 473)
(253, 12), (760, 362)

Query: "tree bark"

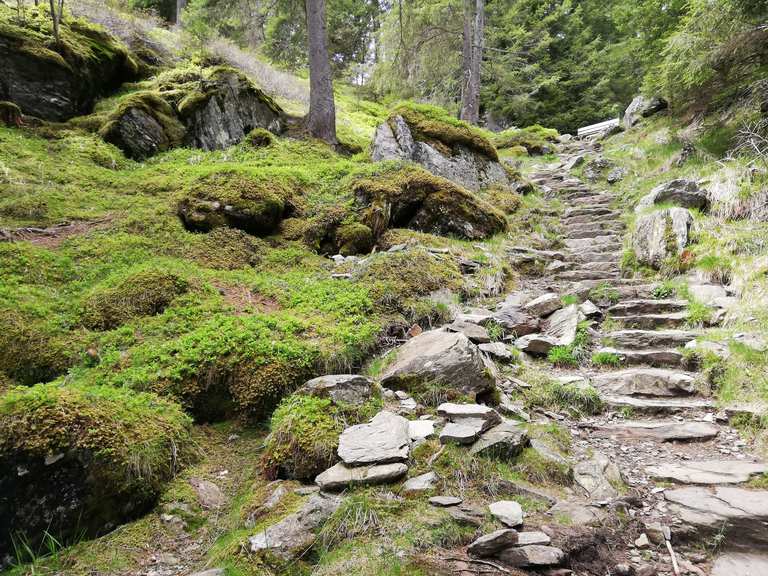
(460, 0), (484, 124)
(48, 0), (60, 43)
(176, 0), (186, 24)
(459, 0), (473, 121)
(305, 0), (337, 145)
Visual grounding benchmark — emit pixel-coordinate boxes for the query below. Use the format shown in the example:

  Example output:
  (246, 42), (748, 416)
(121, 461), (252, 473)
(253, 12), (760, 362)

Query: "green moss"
(99, 90), (186, 152)
(390, 102), (499, 160)
(188, 227), (266, 270)
(245, 128), (275, 148)
(81, 269), (190, 331)
(484, 185), (522, 214)
(336, 222), (374, 255)
(0, 101), (22, 126)
(494, 125), (558, 154)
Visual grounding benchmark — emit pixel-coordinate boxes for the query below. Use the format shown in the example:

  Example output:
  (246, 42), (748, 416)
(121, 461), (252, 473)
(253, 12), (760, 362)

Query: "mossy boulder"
(188, 227), (266, 269)
(0, 309), (82, 386)
(485, 185), (522, 214)
(335, 222), (374, 255)
(352, 165), (507, 240)
(0, 383), (192, 560)
(0, 101), (22, 126)
(494, 125), (559, 155)
(371, 103), (509, 191)
(178, 171), (294, 236)
(0, 5), (139, 121)
(81, 269), (190, 331)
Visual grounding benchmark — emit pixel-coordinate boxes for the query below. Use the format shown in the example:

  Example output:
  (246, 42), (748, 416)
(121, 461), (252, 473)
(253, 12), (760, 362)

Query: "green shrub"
(522, 377), (604, 417)
(245, 127), (275, 148)
(81, 269), (190, 330)
(591, 351), (622, 367)
(547, 346), (578, 367)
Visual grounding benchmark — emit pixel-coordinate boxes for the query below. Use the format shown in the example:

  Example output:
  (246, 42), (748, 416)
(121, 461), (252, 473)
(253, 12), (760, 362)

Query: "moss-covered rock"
(335, 222), (374, 255)
(244, 127), (275, 148)
(178, 170), (294, 236)
(188, 227), (266, 270)
(0, 382), (193, 559)
(81, 269), (189, 331)
(352, 165), (507, 240)
(485, 185), (522, 214)
(0, 5), (139, 121)
(494, 125), (559, 155)
(0, 309), (82, 386)
(0, 101), (22, 126)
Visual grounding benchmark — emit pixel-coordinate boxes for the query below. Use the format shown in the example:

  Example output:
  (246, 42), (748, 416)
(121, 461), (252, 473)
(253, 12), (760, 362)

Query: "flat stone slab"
(516, 531), (551, 546)
(470, 421), (529, 458)
(337, 410), (410, 466)
(468, 529), (519, 557)
(523, 293), (562, 317)
(478, 342), (515, 362)
(595, 420), (719, 442)
(298, 374), (374, 405)
(665, 486), (768, 547)
(437, 403), (501, 423)
(592, 368), (697, 397)
(544, 304), (579, 346)
(403, 471), (437, 493)
(429, 495), (462, 507)
(446, 320), (491, 343)
(548, 500), (605, 525)
(408, 419), (436, 441)
(497, 545), (565, 567)
(648, 461), (768, 485)
(515, 333), (558, 355)
(605, 329), (698, 349)
(712, 552), (768, 576)
(440, 419), (487, 445)
(315, 462), (408, 491)
(602, 394), (714, 414)
(489, 500), (524, 527)
(574, 452), (623, 500)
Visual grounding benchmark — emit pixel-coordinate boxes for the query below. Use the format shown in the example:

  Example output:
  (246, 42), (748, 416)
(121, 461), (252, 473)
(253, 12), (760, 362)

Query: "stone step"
(564, 206), (619, 218)
(601, 394), (714, 414)
(648, 460), (768, 485)
(611, 312), (689, 330)
(565, 227), (624, 240)
(602, 329), (699, 349)
(595, 346), (686, 368)
(555, 270), (621, 282)
(608, 299), (688, 316)
(591, 367), (698, 397)
(564, 236), (622, 252)
(593, 420), (719, 442)
(563, 214), (621, 226)
(563, 220), (624, 232)
(566, 196), (613, 206)
(572, 251), (622, 263)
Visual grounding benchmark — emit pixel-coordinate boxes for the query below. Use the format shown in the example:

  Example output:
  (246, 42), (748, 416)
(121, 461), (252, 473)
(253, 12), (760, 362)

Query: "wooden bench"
(577, 118), (620, 138)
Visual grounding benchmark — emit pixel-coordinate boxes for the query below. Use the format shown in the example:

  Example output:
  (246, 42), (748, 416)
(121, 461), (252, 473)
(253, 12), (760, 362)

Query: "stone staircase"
(526, 147), (768, 574)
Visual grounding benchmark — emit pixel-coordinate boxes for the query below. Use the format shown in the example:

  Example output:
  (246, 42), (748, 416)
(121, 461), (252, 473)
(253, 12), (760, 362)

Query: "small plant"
(486, 320), (504, 342)
(652, 280), (677, 299)
(620, 248), (639, 272)
(547, 346), (577, 366)
(589, 282), (620, 305)
(560, 294), (579, 306)
(591, 351), (622, 367)
(686, 299), (713, 328)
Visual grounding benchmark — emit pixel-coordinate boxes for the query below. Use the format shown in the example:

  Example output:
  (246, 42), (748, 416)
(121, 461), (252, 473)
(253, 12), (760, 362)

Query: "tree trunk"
(460, 0), (484, 125)
(176, 0), (186, 24)
(48, 0), (59, 43)
(459, 0), (473, 122)
(305, 0), (337, 145)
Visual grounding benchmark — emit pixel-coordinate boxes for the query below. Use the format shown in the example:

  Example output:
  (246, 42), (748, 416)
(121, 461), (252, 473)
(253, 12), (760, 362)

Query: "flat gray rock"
(712, 552), (768, 576)
(337, 411), (410, 466)
(489, 500), (524, 527)
(593, 369), (696, 399)
(446, 320), (491, 343)
(189, 477), (225, 510)
(544, 304), (579, 346)
(467, 529), (519, 557)
(491, 305), (540, 336)
(602, 394), (714, 413)
(548, 500), (605, 525)
(479, 342), (515, 362)
(574, 452), (623, 500)
(248, 494), (341, 559)
(403, 471), (437, 493)
(523, 293), (562, 317)
(530, 439), (570, 467)
(315, 462), (408, 491)
(632, 207), (693, 269)
(648, 461), (768, 485)
(596, 420), (719, 442)
(380, 330), (495, 398)
(497, 545), (565, 567)
(516, 531), (551, 546)
(636, 179), (709, 213)
(429, 495), (463, 507)
(440, 419), (487, 445)
(298, 374), (374, 405)
(456, 307), (495, 324)
(470, 421), (529, 458)
(408, 419), (436, 441)
(579, 300), (601, 319)
(514, 333), (558, 355)
(189, 570), (225, 576)
(437, 403), (500, 422)
(665, 486), (768, 547)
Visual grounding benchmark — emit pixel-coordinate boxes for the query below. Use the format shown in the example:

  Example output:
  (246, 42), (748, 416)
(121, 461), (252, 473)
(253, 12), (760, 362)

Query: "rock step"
(564, 238), (622, 253)
(572, 251), (622, 263)
(564, 206), (620, 218)
(601, 394), (714, 414)
(593, 420), (720, 442)
(591, 367), (698, 397)
(566, 196), (614, 206)
(563, 214), (622, 226)
(611, 312), (689, 330)
(648, 460), (768, 485)
(555, 270), (620, 282)
(607, 299), (688, 316)
(602, 329), (699, 349)
(565, 227), (625, 240)
(563, 220), (624, 232)
(596, 346), (686, 368)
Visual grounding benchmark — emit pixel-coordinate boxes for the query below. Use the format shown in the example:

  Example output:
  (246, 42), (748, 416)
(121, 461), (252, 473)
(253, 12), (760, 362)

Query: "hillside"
(2, 1), (768, 576)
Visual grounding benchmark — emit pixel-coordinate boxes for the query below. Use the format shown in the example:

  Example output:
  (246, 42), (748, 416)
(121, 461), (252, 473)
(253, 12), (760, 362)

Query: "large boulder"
(636, 179), (710, 213)
(352, 166), (507, 240)
(0, 11), (139, 121)
(379, 330), (496, 400)
(101, 67), (284, 160)
(632, 207), (693, 269)
(0, 383), (192, 562)
(177, 170), (292, 236)
(371, 110), (509, 191)
(623, 95), (668, 129)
